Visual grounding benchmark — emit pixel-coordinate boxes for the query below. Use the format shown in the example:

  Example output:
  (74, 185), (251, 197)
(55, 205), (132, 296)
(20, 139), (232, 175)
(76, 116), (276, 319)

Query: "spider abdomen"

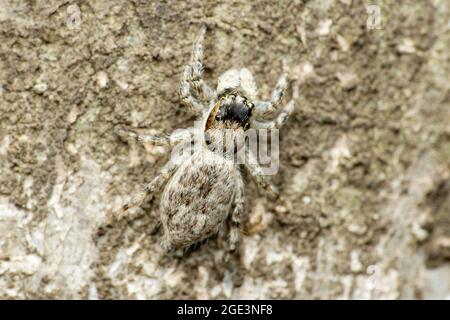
(160, 149), (237, 251)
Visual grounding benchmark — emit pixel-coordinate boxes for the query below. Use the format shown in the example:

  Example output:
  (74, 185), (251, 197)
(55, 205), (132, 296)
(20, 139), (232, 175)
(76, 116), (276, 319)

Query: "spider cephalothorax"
(116, 26), (298, 254)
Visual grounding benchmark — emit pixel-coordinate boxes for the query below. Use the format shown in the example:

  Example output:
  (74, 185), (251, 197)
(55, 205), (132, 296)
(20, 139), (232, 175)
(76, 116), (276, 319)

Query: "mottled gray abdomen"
(160, 150), (237, 251)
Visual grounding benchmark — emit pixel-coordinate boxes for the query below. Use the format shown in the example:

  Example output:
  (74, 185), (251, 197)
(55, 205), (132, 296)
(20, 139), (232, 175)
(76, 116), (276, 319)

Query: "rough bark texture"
(0, 0), (449, 299)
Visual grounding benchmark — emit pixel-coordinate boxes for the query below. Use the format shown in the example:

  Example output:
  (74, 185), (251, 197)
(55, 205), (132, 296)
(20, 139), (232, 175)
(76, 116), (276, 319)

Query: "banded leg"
(253, 67), (288, 117)
(119, 160), (178, 219)
(188, 26), (214, 99)
(244, 152), (280, 200)
(115, 126), (196, 147)
(179, 26), (213, 114)
(228, 174), (245, 252)
(251, 83), (299, 130)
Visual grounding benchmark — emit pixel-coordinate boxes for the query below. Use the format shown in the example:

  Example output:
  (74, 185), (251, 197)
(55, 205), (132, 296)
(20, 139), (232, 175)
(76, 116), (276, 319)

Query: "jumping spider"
(116, 26), (298, 254)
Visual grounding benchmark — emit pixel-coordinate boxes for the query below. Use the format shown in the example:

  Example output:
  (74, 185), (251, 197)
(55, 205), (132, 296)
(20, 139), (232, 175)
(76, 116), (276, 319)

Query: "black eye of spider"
(215, 114), (222, 121)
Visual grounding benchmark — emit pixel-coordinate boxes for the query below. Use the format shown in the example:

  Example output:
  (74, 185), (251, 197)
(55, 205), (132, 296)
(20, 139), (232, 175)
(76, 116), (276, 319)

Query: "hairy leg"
(189, 26), (214, 100)
(119, 160), (179, 219)
(179, 26), (214, 114)
(251, 82), (299, 130)
(253, 68), (288, 117)
(238, 68), (258, 100)
(244, 152), (280, 200)
(115, 126), (196, 147)
(228, 173), (245, 252)
(200, 79), (215, 101)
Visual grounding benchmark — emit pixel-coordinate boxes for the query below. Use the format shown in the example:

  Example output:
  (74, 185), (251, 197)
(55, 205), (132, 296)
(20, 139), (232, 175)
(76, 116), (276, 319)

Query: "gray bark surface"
(0, 0), (449, 299)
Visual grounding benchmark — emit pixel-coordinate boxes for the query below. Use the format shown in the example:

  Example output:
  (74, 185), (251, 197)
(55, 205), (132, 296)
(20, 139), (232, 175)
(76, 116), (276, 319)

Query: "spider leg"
(179, 26), (214, 114)
(200, 79), (215, 101)
(190, 27), (214, 100)
(244, 151), (280, 200)
(239, 68), (258, 100)
(118, 160), (179, 219)
(251, 82), (299, 130)
(228, 172), (245, 252)
(115, 126), (196, 147)
(253, 70), (288, 117)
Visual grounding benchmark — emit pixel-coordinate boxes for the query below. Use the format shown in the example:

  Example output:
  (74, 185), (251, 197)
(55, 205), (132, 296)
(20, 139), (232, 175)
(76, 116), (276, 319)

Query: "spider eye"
(215, 115), (221, 121)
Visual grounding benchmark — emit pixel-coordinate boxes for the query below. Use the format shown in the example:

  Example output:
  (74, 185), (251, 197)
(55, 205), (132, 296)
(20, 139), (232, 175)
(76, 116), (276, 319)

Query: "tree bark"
(0, 0), (449, 299)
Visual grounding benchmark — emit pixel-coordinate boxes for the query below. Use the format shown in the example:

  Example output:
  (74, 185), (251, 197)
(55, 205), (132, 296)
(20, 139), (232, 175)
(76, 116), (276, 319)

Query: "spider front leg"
(253, 68), (288, 117)
(228, 173), (245, 252)
(188, 26), (214, 100)
(179, 26), (214, 114)
(251, 83), (299, 130)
